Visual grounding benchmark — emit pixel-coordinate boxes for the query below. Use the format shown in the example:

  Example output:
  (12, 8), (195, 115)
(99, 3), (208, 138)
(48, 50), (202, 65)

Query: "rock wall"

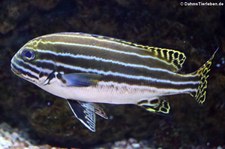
(0, 0), (225, 148)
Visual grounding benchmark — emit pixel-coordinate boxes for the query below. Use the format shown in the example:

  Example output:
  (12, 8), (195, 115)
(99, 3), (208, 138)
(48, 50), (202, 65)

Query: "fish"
(11, 32), (217, 132)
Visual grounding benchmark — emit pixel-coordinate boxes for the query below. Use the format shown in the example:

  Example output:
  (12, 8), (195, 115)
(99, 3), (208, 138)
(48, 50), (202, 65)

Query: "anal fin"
(137, 98), (170, 114)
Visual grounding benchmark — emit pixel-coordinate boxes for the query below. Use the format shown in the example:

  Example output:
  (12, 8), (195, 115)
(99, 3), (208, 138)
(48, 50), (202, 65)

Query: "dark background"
(0, 0), (225, 148)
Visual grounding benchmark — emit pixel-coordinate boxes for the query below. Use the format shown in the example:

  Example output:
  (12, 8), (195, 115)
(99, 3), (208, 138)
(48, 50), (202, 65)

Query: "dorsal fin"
(144, 46), (186, 72)
(113, 40), (186, 72)
(88, 34), (186, 72)
(70, 33), (186, 72)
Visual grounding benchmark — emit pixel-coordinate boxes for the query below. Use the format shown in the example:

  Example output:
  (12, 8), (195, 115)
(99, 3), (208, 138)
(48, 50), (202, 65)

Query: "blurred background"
(0, 0), (225, 148)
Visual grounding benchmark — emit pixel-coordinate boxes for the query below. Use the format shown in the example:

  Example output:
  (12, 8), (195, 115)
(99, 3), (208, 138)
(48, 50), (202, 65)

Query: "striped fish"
(11, 32), (217, 132)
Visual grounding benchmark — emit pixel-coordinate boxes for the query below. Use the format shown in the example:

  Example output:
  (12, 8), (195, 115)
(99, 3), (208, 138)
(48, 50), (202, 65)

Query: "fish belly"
(38, 81), (161, 104)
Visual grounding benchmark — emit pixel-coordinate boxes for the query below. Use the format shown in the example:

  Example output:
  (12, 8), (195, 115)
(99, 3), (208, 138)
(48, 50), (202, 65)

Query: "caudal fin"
(192, 49), (218, 104)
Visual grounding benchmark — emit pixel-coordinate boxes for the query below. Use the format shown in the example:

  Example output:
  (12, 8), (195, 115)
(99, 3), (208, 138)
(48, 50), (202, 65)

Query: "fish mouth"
(11, 63), (22, 76)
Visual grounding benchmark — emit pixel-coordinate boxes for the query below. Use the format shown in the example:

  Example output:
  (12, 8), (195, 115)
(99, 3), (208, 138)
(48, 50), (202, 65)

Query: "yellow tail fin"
(193, 49), (218, 104)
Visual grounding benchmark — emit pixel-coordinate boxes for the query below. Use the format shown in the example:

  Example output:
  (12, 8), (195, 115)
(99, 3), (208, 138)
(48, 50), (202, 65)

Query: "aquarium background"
(0, 0), (225, 148)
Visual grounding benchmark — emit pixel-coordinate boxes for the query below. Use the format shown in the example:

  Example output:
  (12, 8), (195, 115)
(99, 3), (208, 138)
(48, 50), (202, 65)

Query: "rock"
(0, 122), (51, 148)
(1, 0), (225, 148)
(0, 21), (15, 34)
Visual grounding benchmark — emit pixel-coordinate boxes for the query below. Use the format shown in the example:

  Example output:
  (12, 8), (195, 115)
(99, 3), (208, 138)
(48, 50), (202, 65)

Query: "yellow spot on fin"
(192, 49), (218, 104)
(137, 98), (170, 114)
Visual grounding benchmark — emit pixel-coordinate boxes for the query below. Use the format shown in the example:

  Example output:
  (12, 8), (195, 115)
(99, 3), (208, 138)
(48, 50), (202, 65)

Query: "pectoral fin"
(62, 73), (101, 87)
(67, 100), (96, 132)
(137, 98), (170, 114)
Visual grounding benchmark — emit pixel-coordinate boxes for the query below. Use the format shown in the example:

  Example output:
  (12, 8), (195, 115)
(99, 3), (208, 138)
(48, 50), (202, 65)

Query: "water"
(0, 0), (225, 148)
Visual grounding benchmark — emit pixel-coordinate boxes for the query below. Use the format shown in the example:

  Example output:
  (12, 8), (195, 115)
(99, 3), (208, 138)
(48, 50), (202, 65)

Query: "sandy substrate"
(0, 122), (51, 149)
(1, 122), (224, 149)
(0, 122), (152, 149)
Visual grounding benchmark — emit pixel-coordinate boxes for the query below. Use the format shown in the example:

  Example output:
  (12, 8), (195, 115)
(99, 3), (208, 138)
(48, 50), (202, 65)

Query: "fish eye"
(21, 49), (35, 61)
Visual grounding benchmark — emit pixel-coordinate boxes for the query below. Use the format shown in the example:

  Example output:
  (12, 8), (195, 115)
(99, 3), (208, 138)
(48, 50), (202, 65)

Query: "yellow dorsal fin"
(89, 33), (186, 72)
(112, 39), (186, 72)
(144, 46), (186, 72)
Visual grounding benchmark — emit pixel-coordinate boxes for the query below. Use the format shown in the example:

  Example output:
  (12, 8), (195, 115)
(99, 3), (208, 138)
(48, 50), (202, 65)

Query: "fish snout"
(11, 62), (21, 76)
(11, 56), (22, 76)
